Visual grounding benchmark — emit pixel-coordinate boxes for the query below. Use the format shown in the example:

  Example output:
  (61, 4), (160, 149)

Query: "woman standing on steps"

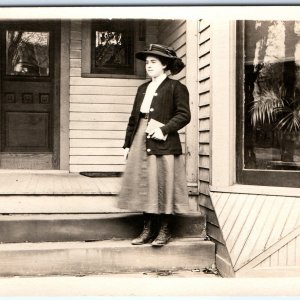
(118, 44), (191, 247)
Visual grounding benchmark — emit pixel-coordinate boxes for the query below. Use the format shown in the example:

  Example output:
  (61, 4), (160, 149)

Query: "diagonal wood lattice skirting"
(210, 192), (300, 277)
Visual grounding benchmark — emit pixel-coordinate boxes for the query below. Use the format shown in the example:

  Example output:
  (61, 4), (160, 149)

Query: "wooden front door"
(0, 21), (60, 169)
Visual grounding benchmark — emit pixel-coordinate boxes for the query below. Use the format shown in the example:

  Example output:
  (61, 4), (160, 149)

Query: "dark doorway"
(0, 21), (60, 169)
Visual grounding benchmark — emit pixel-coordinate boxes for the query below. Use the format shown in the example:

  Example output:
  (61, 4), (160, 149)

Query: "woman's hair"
(152, 55), (185, 75)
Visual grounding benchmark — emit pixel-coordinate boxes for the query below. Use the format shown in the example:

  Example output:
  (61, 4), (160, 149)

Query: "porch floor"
(0, 173), (122, 195)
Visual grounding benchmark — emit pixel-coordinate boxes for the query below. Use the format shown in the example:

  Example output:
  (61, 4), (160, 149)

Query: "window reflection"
(91, 19), (134, 74)
(244, 21), (300, 170)
(95, 30), (126, 67)
(6, 31), (50, 76)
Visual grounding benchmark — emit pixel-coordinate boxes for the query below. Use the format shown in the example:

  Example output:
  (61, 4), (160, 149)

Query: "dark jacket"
(123, 77), (191, 155)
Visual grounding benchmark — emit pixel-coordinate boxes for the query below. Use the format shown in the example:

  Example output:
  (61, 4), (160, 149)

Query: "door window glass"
(6, 31), (50, 76)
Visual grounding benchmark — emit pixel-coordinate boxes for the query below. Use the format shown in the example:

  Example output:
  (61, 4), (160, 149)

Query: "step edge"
(0, 212), (205, 220)
(0, 238), (214, 251)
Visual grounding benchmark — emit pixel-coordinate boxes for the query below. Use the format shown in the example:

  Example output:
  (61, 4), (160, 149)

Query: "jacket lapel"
(154, 77), (170, 95)
(135, 77), (170, 113)
(135, 80), (151, 113)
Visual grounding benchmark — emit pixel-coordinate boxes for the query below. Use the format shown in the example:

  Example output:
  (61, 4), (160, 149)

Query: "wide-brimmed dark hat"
(135, 44), (177, 61)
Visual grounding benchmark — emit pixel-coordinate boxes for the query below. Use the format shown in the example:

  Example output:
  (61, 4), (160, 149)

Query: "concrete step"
(0, 213), (206, 243)
(0, 194), (199, 213)
(0, 238), (215, 276)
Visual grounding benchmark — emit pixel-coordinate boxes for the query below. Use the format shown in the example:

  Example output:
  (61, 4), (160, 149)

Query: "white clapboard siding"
(199, 118), (210, 131)
(158, 20), (185, 45)
(70, 148), (124, 156)
(199, 65), (210, 81)
(70, 156), (124, 165)
(70, 164), (125, 173)
(70, 139), (123, 148)
(199, 39), (210, 58)
(175, 46), (186, 60)
(70, 113), (129, 122)
(199, 91), (210, 106)
(70, 121), (127, 131)
(70, 86), (137, 96)
(70, 104), (132, 113)
(199, 105), (210, 118)
(68, 21), (152, 173)
(70, 68), (81, 77)
(199, 144), (209, 156)
(70, 40), (81, 50)
(199, 25), (210, 44)
(70, 130), (125, 139)
(199, 53), (210, 69)
(70, 49), (81, 59)
(198, 18), (211, 198)
(70, 95), (135, 104)
(199, 79), (210, 94)
(70, 59), (81, 68)
(70, 77), (145, 87)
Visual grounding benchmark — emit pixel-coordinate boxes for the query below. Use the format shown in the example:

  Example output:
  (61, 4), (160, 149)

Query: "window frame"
(236, 20), (300, 188)
(81, 20), (146, 79)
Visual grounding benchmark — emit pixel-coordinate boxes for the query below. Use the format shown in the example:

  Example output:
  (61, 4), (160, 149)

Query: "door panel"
(0, 21), (60, 169)
(2, 81), (52, 152)
(6, 112), (49, 149)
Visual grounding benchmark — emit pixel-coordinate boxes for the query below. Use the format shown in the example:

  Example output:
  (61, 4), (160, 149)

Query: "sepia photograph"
(0, 4), (299, 296)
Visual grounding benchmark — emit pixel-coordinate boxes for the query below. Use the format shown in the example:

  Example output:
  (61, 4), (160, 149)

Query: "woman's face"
(145, 56), (166, 78)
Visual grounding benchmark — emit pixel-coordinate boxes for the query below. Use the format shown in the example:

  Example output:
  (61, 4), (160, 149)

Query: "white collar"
(151, 73), (167, 85)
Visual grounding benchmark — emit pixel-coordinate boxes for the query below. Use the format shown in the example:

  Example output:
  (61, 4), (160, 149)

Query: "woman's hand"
(124, 147), (130, 160)
(148, 127), (165, 141)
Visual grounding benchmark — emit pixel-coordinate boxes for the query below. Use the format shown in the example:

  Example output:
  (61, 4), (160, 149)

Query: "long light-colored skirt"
(118, 118), (189, 214)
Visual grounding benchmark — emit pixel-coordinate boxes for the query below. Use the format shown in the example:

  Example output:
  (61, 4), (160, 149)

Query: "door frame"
(0, 20), (61, 170)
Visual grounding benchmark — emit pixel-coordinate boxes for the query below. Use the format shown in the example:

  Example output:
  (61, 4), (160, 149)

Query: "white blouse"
(140, 73), (167, 113)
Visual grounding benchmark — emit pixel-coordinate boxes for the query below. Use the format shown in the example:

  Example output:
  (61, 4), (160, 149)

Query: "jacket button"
(147, 148), (151, 152)
(147, 135), (151, 139)
(150, 108), (154, 112)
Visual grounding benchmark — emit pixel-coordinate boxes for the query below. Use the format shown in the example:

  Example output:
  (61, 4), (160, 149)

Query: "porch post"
(60, 21), (71, 170)
(210, 20), (236, 187)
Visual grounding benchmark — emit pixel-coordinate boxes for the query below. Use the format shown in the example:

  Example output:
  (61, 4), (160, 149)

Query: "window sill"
(210, 184), (300, 197)
(81, 73), (147, 80)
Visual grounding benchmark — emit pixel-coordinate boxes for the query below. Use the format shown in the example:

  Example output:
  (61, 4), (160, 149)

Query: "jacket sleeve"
(123, 87), (140, 149)
(160, 82), (191, 135)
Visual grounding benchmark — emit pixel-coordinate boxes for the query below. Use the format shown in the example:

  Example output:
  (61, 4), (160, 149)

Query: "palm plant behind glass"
(247, 20), (300, 165)
(250, 85), (300, 134)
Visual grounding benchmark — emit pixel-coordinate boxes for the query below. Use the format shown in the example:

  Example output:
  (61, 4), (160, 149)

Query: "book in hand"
(145, 118), (168, 141)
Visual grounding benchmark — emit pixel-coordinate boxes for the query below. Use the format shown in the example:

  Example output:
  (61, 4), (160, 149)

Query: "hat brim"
(135, 50), (177, 61)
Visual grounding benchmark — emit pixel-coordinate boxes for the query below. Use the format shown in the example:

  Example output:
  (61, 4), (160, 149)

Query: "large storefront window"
(237, 20), (300, 187)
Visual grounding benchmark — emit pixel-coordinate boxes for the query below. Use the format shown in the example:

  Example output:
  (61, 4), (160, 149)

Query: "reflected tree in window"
(244, 20), (300, 170)
(6, 31), (50, 76)
(95, 31), (126, 67)
(91, 19), (134, 74)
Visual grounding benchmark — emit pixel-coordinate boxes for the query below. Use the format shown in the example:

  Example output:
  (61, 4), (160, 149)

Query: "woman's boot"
(131, 213), (157, 245)
(151, 214), (172, 247)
